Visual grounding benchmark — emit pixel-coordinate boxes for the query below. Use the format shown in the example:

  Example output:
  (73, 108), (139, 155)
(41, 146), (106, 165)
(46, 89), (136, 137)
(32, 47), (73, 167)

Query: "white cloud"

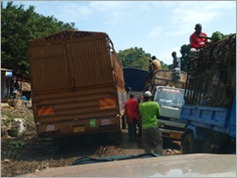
(86, 1), (154, 26)
(148, 27), (164, 39)
(153, 1), (236, 47)
(89, 1), (129, 11)
(56, 3), (93, 22)
(10, 1), (236, 65)
(117, 1), (235, 64)
(53, 1), (143, 27)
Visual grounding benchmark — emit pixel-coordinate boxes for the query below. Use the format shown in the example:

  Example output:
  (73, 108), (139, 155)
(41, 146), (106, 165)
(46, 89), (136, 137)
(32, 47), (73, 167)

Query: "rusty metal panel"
(29, 43), (71, 92)
(33, 84), (121, 137)
(29, 30), (115, 91)
(68, 38), (112, 86)
(29, 30), (108, 47)
(111, 52), (125, 90)
(34, 84), (117, 121)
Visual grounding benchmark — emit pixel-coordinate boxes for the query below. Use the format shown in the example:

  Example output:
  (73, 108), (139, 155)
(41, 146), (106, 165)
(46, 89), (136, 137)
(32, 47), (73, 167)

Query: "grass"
(2, 108), (34, 124)
(25, 116), (34, 123)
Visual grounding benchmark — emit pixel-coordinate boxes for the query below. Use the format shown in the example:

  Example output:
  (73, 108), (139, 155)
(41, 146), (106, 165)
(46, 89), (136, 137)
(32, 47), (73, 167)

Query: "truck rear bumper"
(159, 128), (183, 140)
(36, 118), (121, 138)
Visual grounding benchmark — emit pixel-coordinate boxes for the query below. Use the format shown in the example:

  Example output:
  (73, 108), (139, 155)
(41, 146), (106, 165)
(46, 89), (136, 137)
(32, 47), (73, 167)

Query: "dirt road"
(1, 125), (181, 177)
(1, 101), (181, 177)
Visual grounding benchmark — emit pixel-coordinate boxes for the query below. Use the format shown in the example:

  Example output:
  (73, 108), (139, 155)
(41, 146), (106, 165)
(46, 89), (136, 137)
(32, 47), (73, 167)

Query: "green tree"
(1, 2), (75, 79)
(180, 44), (191, 72)
(118, 47), (168, 70)
(118, 47), (151, 70)
(160, 61), (169, 70)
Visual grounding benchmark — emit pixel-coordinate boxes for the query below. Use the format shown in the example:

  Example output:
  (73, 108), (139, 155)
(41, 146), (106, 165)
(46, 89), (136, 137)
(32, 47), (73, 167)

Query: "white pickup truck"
(152, 85), (187, 140)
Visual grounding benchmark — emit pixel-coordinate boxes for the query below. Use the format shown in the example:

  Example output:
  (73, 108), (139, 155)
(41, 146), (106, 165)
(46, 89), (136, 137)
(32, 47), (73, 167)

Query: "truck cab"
(152, 86), (187, 140)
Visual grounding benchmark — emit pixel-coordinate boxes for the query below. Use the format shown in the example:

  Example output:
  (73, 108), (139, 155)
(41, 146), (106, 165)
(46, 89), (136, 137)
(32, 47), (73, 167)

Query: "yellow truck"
(28, 30), (126, 142)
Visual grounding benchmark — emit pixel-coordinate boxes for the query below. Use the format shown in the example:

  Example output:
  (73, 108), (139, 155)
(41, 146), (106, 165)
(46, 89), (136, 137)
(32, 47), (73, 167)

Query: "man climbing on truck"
(146, 56), (161, 90)
(149, 56), (161, 72)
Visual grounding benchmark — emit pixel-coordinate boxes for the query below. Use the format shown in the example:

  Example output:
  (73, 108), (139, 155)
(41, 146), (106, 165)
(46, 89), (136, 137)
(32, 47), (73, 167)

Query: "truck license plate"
(73, 126), (85, 133)
(170, 132), (181, 139)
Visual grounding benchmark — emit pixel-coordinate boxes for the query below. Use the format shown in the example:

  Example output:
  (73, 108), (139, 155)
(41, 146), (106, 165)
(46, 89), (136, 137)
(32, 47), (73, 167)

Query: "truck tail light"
(37, 106), (54, 116)
(98, 97), (116, 110)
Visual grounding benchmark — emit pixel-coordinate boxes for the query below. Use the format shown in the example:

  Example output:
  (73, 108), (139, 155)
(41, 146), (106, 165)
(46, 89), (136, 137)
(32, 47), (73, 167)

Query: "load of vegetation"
(211, 31), (225, 43)
(185, 33), (236, 106)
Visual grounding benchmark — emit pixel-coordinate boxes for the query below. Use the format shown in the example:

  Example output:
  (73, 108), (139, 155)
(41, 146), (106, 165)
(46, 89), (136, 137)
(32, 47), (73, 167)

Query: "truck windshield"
(154, 87), (185, 108)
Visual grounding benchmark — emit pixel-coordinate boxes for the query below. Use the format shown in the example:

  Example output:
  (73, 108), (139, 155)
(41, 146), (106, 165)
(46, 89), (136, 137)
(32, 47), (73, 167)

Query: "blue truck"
(180, 33), (236, 154)
(181, 97), (236, 153)
(123, 67), (148, 98)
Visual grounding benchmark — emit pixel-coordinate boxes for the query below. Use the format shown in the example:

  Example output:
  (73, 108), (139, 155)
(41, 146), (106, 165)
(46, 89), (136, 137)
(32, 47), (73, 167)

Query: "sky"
(10, 1), (236, 64)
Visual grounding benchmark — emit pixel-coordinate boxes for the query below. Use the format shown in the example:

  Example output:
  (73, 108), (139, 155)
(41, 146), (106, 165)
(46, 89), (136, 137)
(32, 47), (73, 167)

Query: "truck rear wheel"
(104, 132), (123, 145)
(182, 133), (200, 154)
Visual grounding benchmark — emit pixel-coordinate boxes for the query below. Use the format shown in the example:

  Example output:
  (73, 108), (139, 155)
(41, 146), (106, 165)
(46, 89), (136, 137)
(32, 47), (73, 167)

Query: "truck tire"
(108, 132), (123, 145)
(53, 137), (72, 148)
(182, 133), (200, 154)
(122, 114), (126, 129)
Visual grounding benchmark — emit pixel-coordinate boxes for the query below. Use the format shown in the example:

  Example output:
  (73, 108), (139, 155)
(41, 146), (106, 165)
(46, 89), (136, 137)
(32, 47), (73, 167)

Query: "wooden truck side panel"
(151, 70), (187, 89)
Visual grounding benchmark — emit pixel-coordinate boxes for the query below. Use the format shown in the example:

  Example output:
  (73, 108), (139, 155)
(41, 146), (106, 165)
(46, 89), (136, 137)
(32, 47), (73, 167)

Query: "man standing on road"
(139, 91), (163, 155)
(125, 94), (139, 142)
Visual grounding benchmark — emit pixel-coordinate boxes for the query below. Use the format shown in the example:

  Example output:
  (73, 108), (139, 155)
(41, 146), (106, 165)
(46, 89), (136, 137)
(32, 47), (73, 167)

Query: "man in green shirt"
(139, 91), (163, 155)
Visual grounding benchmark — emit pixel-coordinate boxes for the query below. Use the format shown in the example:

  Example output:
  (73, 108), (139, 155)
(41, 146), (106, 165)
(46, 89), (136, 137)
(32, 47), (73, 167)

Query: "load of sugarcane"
(185, 33), (236, 107)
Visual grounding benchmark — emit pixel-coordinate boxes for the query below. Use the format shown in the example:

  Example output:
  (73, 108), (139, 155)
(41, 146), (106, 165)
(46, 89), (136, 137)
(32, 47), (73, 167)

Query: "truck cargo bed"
(180, 104), (235, 136)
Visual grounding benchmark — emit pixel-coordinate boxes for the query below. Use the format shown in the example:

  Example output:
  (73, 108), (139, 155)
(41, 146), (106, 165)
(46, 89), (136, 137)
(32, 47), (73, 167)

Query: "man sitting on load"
(190, 23), (208, 52)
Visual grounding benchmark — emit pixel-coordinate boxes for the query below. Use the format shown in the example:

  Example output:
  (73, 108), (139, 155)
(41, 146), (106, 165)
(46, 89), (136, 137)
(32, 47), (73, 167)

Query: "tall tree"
(180, 44), (191, 72)
(118, 47), (168, 70)
(1, 2), (75, 79)
(118, 47), (151, 70)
